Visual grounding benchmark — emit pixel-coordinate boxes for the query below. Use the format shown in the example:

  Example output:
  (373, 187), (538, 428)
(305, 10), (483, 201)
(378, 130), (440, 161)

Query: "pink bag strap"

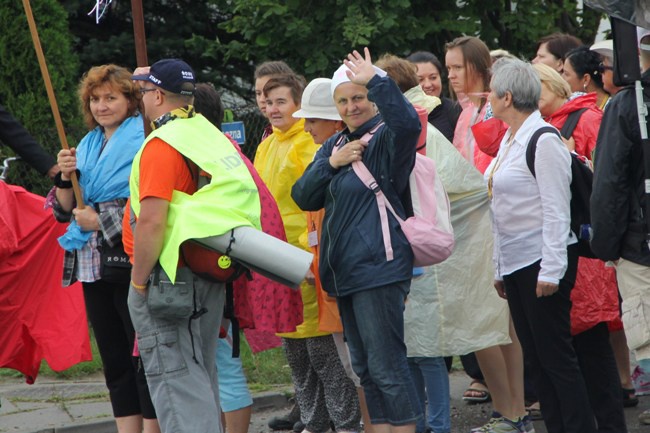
(332, 122), (395, 262)
(350, 160), (399, 262)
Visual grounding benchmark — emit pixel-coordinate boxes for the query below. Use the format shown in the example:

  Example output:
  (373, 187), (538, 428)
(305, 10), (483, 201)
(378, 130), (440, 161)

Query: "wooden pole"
(131, 0), (148, 67)
(130, 0), (150, 135)
(22, 0), (84, 208)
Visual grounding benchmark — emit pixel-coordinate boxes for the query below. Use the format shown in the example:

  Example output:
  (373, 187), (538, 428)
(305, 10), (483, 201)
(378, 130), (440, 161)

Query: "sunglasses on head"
(598, 62), (613, 73)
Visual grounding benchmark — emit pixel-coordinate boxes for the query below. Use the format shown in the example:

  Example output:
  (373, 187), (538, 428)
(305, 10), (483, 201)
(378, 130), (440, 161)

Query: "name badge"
(308, 230), (318, 247)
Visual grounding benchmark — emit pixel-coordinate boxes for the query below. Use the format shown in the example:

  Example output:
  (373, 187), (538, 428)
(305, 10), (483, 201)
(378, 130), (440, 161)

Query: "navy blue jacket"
(291, 74), (420, 296)
(0, 102), (56, 175)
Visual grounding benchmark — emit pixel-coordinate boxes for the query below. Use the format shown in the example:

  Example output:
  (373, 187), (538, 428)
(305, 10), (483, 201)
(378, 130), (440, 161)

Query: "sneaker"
(471, 417), (523, 433)
(470, 418), (503, 433)
(632, 365), (650, 396)
(517, 416), (535, 433)
(640, 409), (650, 425)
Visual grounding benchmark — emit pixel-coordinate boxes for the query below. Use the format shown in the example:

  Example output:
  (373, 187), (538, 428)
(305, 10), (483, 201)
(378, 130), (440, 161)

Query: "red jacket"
(545, 93), (621, 335)
(545, 93), (602, 160)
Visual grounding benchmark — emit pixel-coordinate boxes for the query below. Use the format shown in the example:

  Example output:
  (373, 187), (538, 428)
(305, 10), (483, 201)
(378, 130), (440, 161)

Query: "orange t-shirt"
(122, 138), (196, 261)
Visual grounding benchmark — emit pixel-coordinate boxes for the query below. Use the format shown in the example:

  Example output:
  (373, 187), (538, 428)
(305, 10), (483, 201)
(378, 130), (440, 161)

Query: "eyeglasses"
(598, 62), (613, 72)
(139, 87), (157, 95)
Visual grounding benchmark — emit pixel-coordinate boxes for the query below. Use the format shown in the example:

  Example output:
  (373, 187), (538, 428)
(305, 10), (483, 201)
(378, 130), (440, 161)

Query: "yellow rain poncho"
(254, 120), (328, 339)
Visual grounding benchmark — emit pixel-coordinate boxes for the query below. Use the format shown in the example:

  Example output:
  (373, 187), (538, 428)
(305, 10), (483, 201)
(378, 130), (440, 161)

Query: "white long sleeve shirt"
(485, 111), (575, 284)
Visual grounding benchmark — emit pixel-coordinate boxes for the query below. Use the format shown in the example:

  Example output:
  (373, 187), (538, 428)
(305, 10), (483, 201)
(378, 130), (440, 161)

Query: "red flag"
(0, 183), (91, 383)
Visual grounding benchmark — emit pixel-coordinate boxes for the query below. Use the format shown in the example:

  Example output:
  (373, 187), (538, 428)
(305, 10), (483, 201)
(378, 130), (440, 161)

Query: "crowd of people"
(4, 23), (650, 433)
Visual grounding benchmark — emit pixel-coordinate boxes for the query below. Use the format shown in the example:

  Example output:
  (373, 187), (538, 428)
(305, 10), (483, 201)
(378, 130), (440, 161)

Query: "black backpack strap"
(525, 126), (560, 177)
(223, 281), (240, 358)
(559, 107), (588, 140)
(181, 155), (198, 182)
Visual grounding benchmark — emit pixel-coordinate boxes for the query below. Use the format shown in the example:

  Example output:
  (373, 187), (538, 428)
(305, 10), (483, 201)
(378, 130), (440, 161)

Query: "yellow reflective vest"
(130, 114), (261, 282)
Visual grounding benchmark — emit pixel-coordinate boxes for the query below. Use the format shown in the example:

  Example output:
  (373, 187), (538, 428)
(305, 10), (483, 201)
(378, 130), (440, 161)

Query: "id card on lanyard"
(307, 220), (318, 247)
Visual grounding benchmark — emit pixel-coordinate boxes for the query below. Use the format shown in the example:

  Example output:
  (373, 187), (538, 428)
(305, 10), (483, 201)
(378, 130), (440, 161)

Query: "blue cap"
(132, 58), (196, 96)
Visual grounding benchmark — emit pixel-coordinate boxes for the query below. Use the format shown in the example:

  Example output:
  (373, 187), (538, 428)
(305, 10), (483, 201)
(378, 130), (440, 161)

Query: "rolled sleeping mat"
(195, 226), (313, 289)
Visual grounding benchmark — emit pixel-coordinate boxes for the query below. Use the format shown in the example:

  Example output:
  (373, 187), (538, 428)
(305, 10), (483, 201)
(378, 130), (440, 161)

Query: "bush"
(0, 0), (84, 196)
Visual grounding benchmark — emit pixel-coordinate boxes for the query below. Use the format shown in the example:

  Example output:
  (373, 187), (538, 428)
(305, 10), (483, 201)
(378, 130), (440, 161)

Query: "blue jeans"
(408, 357), (450, 433)
(337, 282), (422, 426)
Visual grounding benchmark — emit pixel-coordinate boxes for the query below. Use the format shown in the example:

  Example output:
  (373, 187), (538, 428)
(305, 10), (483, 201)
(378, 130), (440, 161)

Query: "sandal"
(462, 379), (491, 403)
(623, 387), (639, 408)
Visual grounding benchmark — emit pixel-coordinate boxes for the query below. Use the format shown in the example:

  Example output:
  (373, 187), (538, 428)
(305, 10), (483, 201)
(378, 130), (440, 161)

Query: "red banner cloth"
(0, 183), (91, 383)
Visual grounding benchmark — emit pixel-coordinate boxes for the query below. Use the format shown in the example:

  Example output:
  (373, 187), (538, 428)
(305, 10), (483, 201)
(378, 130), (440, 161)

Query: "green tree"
(216, 0), (471, 81)
(0, 0), (83, 193)
(216, 0), (603, 79)
(60, 0), (602, 104)
(62, 0), (253, 101)
(56, 0), (603, 154)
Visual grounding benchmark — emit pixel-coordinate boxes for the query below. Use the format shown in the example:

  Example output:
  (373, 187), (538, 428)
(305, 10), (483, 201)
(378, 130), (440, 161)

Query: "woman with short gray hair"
(485, 58), (597, 433)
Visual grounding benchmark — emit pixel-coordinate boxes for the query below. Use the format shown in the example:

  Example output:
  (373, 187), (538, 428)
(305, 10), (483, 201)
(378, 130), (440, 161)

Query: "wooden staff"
(131, 0), (148, 67)
(22, 0), (84, 208)
(131, 0), (151, 136)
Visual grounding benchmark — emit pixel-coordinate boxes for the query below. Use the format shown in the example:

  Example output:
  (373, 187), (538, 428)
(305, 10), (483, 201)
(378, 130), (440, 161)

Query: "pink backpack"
(334, 123), (454, 266)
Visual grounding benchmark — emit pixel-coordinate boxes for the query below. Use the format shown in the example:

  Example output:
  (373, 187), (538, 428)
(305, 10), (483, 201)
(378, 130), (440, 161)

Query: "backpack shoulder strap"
(342, 121), (394, 262)
(560, 107), (588, 139)
(332, 121), (385, 154)
(351, 160), (397, 262)
(525, 126), (561, 178)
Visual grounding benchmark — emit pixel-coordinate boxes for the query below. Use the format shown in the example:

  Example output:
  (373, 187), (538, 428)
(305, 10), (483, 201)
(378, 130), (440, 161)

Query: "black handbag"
(99, 236), (132, 284)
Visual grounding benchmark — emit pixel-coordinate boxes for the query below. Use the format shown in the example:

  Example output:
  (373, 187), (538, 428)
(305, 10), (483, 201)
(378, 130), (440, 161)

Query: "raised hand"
(343, 47), (376, 86)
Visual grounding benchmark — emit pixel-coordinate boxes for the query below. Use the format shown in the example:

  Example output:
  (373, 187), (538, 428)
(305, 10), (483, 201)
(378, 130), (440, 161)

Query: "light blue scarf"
(58, 114), (144, 251)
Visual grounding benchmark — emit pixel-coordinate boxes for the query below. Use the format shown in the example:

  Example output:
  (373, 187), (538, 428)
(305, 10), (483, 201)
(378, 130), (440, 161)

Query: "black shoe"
(293, 420), (305, 433)
(268, 417), (295, 431)
(623, 387), (639, 408)
(269, 404), (301, 431)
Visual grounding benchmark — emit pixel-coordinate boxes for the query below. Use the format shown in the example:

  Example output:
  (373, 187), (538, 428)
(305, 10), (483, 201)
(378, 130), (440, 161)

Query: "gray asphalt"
(0, 371), (645, 433)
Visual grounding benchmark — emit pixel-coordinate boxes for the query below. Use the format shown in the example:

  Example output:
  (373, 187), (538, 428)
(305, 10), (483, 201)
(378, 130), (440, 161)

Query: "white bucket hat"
(293, 78), (341, 121)
(590, 40), (613, 61)
(639, 27), (650, 51)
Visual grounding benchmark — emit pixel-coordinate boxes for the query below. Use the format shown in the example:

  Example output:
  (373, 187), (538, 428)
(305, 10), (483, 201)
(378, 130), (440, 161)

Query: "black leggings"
(83, 280), (156, 419)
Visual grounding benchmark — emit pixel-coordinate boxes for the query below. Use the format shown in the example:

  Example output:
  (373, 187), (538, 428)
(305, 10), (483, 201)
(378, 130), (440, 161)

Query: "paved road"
(1, 371), (646, 432)
(250, 370), (647, 433)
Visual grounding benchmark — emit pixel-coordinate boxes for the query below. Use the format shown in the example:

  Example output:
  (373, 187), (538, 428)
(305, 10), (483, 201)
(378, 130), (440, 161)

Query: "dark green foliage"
(0, 0), (605, 195)
(216, 0), (604, 83)
(63, 0), (253, 102)
(0, 0), (84, 195)
(60, 0), (603, 107)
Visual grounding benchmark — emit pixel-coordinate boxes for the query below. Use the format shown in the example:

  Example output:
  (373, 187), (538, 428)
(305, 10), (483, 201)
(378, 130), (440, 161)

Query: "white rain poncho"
(404, 87), (510, 357)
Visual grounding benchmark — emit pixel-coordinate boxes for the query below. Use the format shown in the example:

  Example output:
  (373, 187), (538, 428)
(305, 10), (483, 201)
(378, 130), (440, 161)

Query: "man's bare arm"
(132, 197), (169, 288)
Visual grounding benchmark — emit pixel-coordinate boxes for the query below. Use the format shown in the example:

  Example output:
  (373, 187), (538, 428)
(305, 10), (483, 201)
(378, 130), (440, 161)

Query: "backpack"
(334, 122), (455, 267)
(525, 108), (596, 258)
(179, 156), (248, 283)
